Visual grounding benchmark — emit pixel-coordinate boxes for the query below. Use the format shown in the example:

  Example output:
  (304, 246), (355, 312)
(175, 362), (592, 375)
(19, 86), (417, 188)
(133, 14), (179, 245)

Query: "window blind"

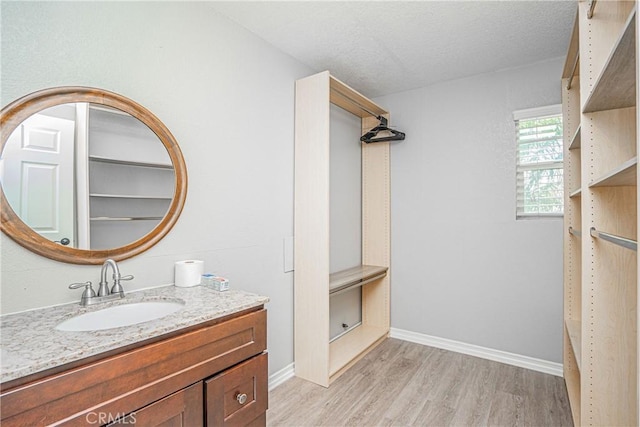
(514, 105), (563, 218)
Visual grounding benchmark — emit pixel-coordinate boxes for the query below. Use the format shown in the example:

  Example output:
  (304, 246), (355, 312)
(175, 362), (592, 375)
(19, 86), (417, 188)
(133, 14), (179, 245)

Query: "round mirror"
(0, 87), (187, 264)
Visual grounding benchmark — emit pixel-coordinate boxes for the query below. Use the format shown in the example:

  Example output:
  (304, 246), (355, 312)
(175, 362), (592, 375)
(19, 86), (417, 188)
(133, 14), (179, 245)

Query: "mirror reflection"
(1, 103), (175, 250)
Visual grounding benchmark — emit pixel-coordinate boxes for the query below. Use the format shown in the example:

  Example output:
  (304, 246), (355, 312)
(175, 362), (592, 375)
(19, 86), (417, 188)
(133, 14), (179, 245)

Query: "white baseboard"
(267, 331), (562, 392)
(390, 327), (563, 377)
(269, 362), (295, 391)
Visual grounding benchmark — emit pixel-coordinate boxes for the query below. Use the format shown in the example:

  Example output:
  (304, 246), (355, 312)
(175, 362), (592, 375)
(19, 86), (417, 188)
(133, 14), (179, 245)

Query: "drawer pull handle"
(236, 393), (248, 405)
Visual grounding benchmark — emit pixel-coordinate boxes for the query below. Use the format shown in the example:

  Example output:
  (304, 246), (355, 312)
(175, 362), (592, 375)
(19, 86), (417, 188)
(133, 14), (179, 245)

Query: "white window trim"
(513, 104), (562, 121)
(515, 104), (564, 219)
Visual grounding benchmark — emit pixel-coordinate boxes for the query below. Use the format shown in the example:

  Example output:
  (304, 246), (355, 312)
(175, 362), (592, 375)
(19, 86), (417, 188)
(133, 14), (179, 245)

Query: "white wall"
(374, 58), (565, 363)
(329, 104), (362, 274)
(0, 1), (312, 376)
(0, 1), (567, 373)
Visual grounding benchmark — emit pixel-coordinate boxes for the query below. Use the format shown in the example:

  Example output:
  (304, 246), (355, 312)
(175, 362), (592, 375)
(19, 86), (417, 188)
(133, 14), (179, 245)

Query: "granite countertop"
(0, 285), (269, 384)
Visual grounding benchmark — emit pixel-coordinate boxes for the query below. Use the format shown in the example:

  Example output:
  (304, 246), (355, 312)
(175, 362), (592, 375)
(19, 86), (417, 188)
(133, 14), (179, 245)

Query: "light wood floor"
(267, 338), (573, 426)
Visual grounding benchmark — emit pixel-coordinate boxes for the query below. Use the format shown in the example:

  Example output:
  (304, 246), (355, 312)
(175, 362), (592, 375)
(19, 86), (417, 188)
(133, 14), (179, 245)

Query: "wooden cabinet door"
(110, 382), (203, 427)
(205, 353), (268, 427)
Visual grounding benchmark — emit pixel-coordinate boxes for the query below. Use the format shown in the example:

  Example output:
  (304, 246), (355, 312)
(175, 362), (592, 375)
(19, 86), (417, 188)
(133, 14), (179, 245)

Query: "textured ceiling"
(210, 1), (578, 97)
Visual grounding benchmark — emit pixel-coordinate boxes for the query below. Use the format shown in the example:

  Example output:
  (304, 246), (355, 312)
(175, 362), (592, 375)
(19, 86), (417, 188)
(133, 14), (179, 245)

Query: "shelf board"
(589, 157), (637, 188)
(565, 319), (582, 372)
(89, 104), (131, 117)
(90, 216), (163, 221)
(329, 75), (388, 118)
(562, 12), (580, 79)
(89, 193), (172, 200)
(329, 324), (388, 379)
(569, 188), (582, 198)
(583, 8), (636, 113)
(568, 125), (581, 150)
(329, 265), (388, 295)
(89, 155), (173, 169)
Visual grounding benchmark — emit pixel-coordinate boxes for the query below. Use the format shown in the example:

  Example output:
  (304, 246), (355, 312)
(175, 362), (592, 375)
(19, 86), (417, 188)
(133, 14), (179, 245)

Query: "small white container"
(202, 274), (229, 291)
(212, 276), (229, 292)
(201, 274), (216, 287)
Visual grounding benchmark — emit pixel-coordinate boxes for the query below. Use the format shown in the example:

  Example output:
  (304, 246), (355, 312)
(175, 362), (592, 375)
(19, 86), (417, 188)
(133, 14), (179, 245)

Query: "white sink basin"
(56, 300), (185, 332)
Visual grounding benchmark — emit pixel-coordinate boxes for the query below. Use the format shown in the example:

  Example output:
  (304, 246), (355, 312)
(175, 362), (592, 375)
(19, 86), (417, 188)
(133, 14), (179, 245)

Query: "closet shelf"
(590, 227), (637, 251)
(588, 157), (637, 188)
(90, 216), (163, 221)
(583, 8), (636, 113)
(89, 193), (172, 200)
(568, 125), (581, 150)
(569, 188), (582, 198)
(565, 319), (582, 371)
(329, 75), (387, 118)
(328, 324), (388, 378)
(329, 265), (388, 295)
(89, 104), (131, 117)
(562, 12), (580, 80)
(89, 155), (173, 169)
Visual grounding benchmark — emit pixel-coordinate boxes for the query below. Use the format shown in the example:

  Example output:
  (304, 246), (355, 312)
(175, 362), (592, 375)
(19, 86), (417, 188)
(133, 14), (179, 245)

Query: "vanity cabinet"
(0, 308), (267, 426)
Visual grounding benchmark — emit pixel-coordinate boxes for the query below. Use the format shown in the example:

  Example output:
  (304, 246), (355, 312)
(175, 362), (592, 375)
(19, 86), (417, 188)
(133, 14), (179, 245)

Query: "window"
(513, 105), (563, 218)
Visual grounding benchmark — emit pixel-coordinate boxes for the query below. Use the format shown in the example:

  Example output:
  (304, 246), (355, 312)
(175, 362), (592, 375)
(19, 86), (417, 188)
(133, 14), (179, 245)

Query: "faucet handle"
(69, 281), (96, 305)
(111, 274), (133, 296)
(69, 281), (93, 291)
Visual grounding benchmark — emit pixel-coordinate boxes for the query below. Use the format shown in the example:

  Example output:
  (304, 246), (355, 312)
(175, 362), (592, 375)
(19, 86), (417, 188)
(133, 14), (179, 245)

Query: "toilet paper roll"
(174, 260), (204, 287)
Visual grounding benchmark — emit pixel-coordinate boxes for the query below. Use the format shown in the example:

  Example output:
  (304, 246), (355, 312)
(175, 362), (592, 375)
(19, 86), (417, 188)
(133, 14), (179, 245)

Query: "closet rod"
(569, 226), (582, 237)
(329, 271), (387, 297)
(590, 227), (637, 251)
(330, 87), (380, 118)
(566, 54), (579, 90)
(587, 0), (597, 19)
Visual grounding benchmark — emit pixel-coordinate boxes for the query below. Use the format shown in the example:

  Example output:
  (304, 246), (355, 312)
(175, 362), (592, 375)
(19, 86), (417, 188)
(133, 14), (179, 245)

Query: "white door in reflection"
(2, 113), (76, 246)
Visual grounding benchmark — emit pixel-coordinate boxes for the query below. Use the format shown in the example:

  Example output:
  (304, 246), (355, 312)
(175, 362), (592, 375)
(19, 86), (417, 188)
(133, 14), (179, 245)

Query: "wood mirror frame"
(0, 87), (188, 264)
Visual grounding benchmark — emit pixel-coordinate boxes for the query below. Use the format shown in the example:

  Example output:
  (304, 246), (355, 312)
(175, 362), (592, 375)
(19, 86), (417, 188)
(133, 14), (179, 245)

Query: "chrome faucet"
(99, 258), (134, 297)
(69, 259), (134, 306)
(98, 259), (117, 296)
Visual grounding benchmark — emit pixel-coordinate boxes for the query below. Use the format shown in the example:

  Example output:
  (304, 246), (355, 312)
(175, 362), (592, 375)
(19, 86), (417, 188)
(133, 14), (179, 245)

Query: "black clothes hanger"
(360, 116), (406, 144)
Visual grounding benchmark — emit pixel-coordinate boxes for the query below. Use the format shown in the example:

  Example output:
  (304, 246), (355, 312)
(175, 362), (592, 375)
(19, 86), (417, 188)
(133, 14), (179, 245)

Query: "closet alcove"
(294, 71), (392, 387)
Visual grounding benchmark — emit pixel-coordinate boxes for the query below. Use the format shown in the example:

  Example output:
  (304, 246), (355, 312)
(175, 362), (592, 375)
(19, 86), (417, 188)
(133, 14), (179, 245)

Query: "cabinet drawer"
(205, 353), (268, 427)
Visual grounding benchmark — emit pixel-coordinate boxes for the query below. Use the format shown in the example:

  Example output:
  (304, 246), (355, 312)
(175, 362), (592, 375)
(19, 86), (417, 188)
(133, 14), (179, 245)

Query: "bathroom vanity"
(0, 286), (269, 426)
(0, 87), (271, 425)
